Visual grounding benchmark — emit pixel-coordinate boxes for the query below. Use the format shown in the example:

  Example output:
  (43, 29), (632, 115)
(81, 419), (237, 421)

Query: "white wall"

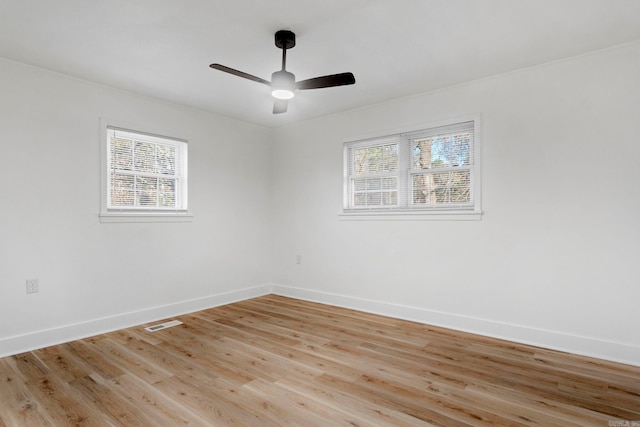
(0, 59), (273, 356)
(2, 41), (639, 366)
(271, 42), (640, 366)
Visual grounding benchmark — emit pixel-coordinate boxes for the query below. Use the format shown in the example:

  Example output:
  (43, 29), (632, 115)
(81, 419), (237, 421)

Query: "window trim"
(99, 118), (193, 223)
(340, 115), (482, 221)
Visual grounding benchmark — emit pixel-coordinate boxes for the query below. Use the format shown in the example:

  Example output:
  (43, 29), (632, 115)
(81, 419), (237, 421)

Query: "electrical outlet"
(26, 279), (39, 294)
(296, 254), (302, 264)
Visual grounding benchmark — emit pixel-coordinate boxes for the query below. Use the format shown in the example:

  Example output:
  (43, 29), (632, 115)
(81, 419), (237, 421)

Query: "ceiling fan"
(210, 30), (356, 114)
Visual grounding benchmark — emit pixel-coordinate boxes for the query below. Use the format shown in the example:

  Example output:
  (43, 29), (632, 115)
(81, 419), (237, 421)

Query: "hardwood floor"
(1, 295), (639, 426)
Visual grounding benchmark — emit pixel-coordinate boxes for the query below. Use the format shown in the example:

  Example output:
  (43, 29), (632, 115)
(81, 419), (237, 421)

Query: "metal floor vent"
(144, 320), (183, 332)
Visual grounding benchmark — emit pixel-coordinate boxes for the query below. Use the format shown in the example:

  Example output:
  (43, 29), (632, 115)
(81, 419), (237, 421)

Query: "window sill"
(99, 211), (194, 223)
(338, 209), (482, 221)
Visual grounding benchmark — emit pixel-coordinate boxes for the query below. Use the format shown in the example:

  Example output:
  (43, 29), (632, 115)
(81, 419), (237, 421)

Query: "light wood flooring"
(1, 295), (639, 426)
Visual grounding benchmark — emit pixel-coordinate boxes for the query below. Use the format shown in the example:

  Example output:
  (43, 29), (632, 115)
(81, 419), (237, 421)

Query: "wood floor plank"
(66, 374), (149, 426)
(275, 375), (437, 427)
(244, 377), (373, 426)
(9, 354), (103, 426)
(314, 372), (475, 426)
(1, 294), (639, 426)
(153, 374), (284, 426)
(105, 372), (210, 426)
(465, 382), (620, 426)
(61, 341), (124, 381)
(0, 358), (53, 426)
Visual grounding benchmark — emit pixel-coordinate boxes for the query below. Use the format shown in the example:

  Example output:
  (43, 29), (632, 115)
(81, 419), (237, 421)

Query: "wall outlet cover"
(26, 279), (39, 294)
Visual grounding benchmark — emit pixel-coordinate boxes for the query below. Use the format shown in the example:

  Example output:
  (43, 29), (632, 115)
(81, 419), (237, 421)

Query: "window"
(100, 122), (190, 222)
(343, 119), (481, 219)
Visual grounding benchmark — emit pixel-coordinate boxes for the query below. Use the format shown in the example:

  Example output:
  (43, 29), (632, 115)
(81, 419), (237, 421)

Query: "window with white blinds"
(343, 119), (480, 217)
(101, 125), (189, 219)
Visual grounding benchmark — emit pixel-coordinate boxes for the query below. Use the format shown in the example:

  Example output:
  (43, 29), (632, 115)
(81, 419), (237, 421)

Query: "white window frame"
(99, 119), (192, 223)
(341, 116), (482, 221)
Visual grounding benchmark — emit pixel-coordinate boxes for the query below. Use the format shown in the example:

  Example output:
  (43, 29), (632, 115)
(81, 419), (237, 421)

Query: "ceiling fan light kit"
(271, 70), (295, 100)
(210, 30), (355, 114)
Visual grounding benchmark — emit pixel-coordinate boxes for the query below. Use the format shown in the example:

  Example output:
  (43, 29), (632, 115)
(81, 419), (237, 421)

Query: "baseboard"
(0, 284), (273, 358)
(4, 283), (639, 367)
(271, 284), (640, 367)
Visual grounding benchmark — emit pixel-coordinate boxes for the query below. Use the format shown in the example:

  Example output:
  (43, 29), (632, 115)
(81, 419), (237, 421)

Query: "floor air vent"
(144, 320), (183, 332)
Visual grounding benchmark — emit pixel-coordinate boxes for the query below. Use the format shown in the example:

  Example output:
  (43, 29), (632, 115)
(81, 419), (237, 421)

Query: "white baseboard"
(4, 283), (638, 367)
(0, 284), (272, 358)
(271, 284), (640, 367)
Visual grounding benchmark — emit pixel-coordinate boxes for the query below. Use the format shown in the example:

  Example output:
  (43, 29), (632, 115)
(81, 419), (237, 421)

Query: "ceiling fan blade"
(273, 99), (288, 114)
(209, 64), (270, 86)
(296, 72), (355, 90)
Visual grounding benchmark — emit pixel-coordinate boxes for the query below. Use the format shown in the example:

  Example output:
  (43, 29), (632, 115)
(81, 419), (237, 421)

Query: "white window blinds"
(407, 121), (474, 208)
(106, 127), (188, 211)
(347, 137), (401, 208)
(344, 120), (479, 215)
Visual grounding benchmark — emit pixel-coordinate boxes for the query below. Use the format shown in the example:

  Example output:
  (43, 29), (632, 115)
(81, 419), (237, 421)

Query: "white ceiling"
(2, 0), (640, 127)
